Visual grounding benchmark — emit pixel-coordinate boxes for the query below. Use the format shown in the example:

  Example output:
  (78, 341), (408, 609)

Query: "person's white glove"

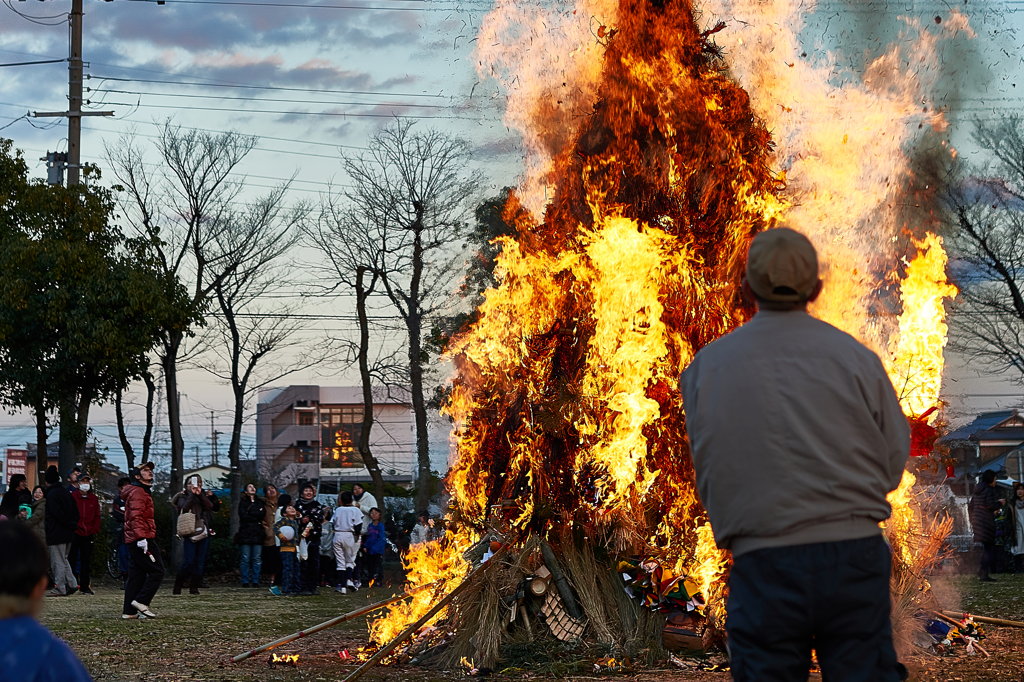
(137, 539), (148, 552)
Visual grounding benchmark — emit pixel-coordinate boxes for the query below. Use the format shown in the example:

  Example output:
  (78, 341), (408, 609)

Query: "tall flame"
(371, 0), (964, 646)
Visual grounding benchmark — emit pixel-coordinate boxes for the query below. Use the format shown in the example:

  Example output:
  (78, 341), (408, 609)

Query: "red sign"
(6, 449), (27, 482)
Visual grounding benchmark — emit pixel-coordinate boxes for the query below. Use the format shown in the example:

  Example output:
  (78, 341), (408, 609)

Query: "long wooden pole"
(342, 544), (510, 682)
(940, 610), (1024, 630)
(230, 582), (438, 663)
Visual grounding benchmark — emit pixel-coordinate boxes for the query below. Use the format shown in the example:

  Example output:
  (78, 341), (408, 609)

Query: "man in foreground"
(680, 228), (910, 682)
(0, 521), (93, 681)
(122, 462), (164, 619)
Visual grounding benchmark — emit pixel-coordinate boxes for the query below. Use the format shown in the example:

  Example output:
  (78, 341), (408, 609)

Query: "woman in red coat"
(70, 474), (101, 594)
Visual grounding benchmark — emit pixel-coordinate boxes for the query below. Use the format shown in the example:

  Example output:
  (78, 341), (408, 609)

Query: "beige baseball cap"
(745, 227), (819, 302)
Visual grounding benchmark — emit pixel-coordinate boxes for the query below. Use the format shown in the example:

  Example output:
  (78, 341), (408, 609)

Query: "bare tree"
(305, 188), (410, 505)
(340, 120), (480, 512)
(106, 120), (261, 497)
(946, 114), (1024, 382)
(115, 369), (157, 471)
(202, 183), (322, 535)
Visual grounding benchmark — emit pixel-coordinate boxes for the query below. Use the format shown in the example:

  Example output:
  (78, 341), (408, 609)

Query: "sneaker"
(121, 614), (139, 620)
(979, 576), (998, 583)
(66, 586), (79, 596)
(81, 587), (95, 595)
(346, 580), (355, 589)
(46, 590), (67, 597)
(269, 586), (282, 596)
(241, 583), (249, 588)
(353, 580), (362, 590)
(335, 585), (347, 594)
(131, 600), (158, 618)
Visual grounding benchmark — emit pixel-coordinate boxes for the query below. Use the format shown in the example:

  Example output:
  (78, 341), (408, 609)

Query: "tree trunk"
(162, 334), (185, 496)
(115, 388), (137, 471)
(75, 390), (91, 468)
(142, 370), (156, 464)
(408, 223), (432, 514)
(162, 334), (185, 570)
(228, 384), (244, 538)
(34, 398), (47, 486)
(356, 266), (386, 506)
(58, 395), (78, 477)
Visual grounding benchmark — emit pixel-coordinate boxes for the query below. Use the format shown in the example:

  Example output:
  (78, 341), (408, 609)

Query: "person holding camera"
(172, 475), (215, 595)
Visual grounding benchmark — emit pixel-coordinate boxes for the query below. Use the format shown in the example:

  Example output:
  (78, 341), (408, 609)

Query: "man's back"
(681, 309), (910, 556)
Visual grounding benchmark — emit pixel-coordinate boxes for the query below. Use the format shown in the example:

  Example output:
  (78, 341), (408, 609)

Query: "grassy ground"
(40, 573), (1024, 681)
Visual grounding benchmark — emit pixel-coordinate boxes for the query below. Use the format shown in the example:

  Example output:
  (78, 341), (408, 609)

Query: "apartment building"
(256, 385), (415, 494)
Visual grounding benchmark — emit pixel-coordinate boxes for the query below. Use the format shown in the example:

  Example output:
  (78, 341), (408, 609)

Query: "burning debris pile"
(363, 0), (964, 673)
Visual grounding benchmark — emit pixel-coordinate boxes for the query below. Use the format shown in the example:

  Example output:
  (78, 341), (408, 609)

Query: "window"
(298, 411), (315, 426)
(294, 440), (316, 463)
(320, 406), (363, 468)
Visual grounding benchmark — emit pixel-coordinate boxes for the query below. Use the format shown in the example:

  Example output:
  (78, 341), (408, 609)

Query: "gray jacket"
(680, 310), (910, 557)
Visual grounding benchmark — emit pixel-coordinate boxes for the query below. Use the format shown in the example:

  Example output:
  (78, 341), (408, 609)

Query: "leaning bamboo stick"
(930, 611), (990, 657)
(342, 543), (511, 682)
(940, 610), (1024, 630)
(230, 582), (439, 663)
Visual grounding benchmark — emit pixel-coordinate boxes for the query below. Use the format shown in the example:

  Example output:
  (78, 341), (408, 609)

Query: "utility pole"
(194, 445), (201, 470)
(32, 0), (113, 185)
(210, 411), (222, 467)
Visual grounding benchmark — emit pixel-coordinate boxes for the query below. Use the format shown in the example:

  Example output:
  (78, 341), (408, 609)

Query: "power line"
(97, 100), (483, 120)
(0, 58), (67, 68)
(123, 0), (436, 9)
(92, 88), (454, 110)
(90, 75), (452, 100)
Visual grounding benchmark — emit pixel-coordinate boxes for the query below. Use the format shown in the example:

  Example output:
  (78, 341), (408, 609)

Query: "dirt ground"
(39, 574), (1024, 681)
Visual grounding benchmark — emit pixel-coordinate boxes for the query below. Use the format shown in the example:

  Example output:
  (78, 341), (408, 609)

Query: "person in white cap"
(680, 227), (910, 682)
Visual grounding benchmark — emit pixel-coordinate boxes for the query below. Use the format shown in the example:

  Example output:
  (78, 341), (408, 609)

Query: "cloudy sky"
(2, 0), (1024, 474)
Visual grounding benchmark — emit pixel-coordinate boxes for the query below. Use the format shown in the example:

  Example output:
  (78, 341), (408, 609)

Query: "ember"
(369, 0), (964, 670)
(269, 653), (299, 667)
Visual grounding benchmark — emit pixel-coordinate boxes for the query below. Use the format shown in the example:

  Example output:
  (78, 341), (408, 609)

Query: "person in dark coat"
(43, 466), (79, 597)
(237, 484), (266, 587)
(972, 470), (1003, 582)
(0, 473), (31, 519)
(111, 477), (130, 586)
(294, 483), (324, 595)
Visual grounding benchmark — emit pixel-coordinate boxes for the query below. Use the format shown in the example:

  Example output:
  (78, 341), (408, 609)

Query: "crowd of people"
(971, 471), (1024, 579)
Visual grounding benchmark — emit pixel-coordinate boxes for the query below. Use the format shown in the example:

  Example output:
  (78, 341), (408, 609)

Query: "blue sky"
(2, 0), (1024, 474)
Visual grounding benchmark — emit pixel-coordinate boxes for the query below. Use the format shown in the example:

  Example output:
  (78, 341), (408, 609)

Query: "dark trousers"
(727, 535), (904, 682)
(262, 545), (281, 585)
(299, 540), (320, 592)
(364, 553), (383, 585)
(70, 534), (94, 588)
(978, 542), (996, 578)
(117, 541), (129, 575)
(180, 536), (210, 577)
(123, 541), (166, 614)
(280, 551), (298, 593)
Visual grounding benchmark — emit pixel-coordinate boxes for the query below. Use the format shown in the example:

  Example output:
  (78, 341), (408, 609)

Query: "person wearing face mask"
(70, 475), (101, 595)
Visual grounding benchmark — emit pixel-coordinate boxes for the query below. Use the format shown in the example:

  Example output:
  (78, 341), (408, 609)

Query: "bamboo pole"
(230, 582), (439, 663)
(930, 611), (990, 657)
(342, 543), (510, 682)
(940, 610), (1024, 630)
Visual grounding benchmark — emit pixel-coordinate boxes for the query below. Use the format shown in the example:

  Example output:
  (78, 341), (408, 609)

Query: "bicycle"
(106, 528), (124, 580)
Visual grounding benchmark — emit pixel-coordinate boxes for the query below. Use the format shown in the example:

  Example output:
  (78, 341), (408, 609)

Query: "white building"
(256, 385), (415, 495)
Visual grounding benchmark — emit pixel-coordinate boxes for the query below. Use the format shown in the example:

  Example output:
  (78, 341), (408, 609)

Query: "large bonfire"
(370, 0), (966, 668)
